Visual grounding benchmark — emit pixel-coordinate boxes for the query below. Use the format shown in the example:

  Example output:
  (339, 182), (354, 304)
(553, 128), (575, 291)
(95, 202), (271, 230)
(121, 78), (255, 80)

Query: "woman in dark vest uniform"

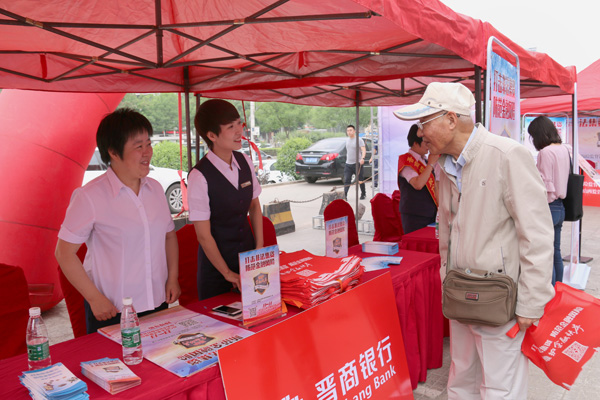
(188, 99), (264, 300)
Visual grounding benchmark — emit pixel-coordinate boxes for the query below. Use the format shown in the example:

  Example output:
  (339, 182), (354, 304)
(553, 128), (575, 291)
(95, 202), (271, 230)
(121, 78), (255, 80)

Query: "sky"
(441, 0), (596, 73)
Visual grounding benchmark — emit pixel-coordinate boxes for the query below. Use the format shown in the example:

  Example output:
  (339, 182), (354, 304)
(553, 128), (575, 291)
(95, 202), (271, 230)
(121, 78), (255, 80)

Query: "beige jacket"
(438, 124), (555, 319)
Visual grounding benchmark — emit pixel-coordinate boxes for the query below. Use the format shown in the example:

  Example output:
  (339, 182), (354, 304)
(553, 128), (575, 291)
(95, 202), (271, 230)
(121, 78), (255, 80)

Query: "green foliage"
(152, 141), (188, 170)
(254, 102), (311, 137)
(120, 93), (195, 134)
(276, 137), (312, 178)
(308, 106), (372, 131)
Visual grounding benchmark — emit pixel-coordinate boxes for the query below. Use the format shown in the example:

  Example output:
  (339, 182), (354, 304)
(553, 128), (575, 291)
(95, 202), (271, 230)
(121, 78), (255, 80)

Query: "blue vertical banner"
(486, 38), (520, 142)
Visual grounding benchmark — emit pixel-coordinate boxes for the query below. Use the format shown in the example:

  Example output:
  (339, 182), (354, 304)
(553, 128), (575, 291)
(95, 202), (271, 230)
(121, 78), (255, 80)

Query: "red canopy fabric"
(521, 59), (600, 116)
(0, 0), (575, 106)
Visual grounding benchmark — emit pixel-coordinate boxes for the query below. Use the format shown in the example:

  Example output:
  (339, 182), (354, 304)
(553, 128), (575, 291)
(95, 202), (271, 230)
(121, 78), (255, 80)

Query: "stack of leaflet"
(81, 358), (141, 394)
(279, 250), (363, 309)
(20, 363), (89, 400)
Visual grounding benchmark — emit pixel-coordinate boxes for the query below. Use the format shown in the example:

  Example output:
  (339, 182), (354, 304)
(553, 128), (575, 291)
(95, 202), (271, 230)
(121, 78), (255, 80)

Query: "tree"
(152, 141), (188, 170)
(120, 93), (191, 134)
(275, 136), (312, 178)
(309, 106), (372, 132)
(255, 102), (310, 138)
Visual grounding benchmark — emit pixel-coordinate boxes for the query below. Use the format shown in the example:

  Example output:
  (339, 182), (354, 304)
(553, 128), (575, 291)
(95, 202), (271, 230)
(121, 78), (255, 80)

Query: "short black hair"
(407, 124), (423, 147)
(96, 108), (153, 165)
(194, 99), (240, 149)
(528, 116), (562, 151)
(347, 125), (355, 130)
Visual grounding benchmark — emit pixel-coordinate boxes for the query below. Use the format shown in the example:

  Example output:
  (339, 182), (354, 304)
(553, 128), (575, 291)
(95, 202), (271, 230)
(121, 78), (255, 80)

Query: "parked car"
(295, 137), (372, 183)
(257, 159), (295, 184)
(238, 147), (272, 161)
(83, 149), (187, 214)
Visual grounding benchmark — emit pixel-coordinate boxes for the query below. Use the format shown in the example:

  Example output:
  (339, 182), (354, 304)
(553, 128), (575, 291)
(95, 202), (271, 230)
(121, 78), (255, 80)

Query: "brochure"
(361, 256), (403, 271)
(325, 216), (348, 257)
(361, 241), (399, 255)
(239, 245), (283, 327)
(98, 306), (253, 378)
(80, 358), (140, 394)
(19, 362), (88, 400)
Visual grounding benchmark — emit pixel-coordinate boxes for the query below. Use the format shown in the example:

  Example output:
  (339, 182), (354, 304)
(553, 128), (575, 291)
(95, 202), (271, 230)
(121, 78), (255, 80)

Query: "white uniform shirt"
(58, 167), (175, 313)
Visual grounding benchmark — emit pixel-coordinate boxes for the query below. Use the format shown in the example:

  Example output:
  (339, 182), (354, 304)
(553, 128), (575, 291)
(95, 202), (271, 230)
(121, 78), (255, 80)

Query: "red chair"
(0, 263), (31, 360)
(176, 224), (199, 307)
(324, 199), (360, 247)
(57, 245), (88, 338)
(262, 215), (278, 247)
(370, 193), (404, 242)
(247, 215), (278, 247)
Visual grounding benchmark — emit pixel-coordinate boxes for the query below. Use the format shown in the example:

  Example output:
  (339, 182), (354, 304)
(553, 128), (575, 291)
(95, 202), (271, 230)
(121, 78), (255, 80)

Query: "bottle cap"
(29, 307), (41, 317)
(123, 297), (133, 306)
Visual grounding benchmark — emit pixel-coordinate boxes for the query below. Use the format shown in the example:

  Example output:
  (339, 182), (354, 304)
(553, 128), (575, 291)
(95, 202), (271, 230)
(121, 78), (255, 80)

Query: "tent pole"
(183, 66), (192, 171)
(354, 91), (360, 228)
(474, 65), (482, 123)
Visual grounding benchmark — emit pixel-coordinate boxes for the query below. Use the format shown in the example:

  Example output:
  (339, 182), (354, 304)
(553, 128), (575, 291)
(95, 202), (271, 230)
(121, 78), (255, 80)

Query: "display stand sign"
(218, 273), (413, 400)
(239, 244), (284, 328)
(98, 306), (253, 378)
(486, 37), (520, 142)
(325, 216), (348, 258)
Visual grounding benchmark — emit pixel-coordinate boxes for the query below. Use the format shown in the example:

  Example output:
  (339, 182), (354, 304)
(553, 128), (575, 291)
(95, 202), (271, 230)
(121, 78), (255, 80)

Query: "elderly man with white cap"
(395, 82), (554, 399)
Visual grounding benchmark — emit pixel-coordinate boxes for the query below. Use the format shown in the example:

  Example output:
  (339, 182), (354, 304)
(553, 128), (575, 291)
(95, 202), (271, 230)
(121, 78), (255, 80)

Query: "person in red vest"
(396, 124), (439, 234)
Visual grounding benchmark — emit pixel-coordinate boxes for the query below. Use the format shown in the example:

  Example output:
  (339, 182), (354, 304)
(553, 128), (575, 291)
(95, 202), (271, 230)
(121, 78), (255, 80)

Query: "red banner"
(218, 273), (413, 400)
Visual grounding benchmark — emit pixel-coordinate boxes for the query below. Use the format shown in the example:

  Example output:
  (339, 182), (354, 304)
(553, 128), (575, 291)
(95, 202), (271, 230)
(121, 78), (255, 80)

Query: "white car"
(83, 149), (188, 214)
(257, 159), (295, 184)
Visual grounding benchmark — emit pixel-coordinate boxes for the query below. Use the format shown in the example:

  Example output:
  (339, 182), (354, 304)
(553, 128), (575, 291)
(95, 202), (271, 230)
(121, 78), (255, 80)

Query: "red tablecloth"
(400, 226), (440, 254)
(0, 249), (442, 398)
(351, 246), (443, 389)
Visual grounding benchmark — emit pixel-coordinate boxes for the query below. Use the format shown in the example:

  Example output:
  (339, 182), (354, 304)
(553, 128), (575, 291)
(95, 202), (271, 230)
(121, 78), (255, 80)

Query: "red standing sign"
(218, 273), (413, 399)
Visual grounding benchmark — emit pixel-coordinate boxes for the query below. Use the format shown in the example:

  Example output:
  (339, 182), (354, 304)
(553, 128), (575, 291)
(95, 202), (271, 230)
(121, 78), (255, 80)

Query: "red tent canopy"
(0, 0), (575, 106)
(521, 59), (600, 116)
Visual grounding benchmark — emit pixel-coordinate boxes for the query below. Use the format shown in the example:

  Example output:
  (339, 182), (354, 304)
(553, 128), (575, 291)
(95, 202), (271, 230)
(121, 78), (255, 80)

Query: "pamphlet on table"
(80, 357), (140, 394)
(361, 256), (403, 271)
(325, 216), (348, 257)
(361, 241), (399, 255)
(239, 245), (283, 327)
(98, 306), (253, 378)
(19, 362), (89, 400)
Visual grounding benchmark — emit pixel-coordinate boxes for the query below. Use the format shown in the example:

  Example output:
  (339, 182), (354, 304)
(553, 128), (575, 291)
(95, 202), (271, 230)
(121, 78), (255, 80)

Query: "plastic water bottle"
(120, 297), (143, 365)
(26, 307), (51, 370)
(435, 211), (439, 239)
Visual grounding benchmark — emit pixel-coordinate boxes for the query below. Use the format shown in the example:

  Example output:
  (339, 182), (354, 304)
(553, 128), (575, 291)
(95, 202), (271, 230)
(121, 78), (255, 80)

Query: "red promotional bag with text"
(521, 282), (600, 389)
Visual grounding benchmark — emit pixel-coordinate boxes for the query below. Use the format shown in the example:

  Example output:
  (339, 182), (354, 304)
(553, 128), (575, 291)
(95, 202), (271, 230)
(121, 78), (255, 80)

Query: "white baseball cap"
(393, 82), (475, 120)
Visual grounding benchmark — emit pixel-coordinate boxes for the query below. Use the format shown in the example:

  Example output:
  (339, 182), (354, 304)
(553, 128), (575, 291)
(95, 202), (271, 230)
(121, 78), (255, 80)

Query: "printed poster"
(325, 216), (348, 258)
(98, 306), (253, 378)
(239, 245), (283, 327)
(487, 49), (520, 141)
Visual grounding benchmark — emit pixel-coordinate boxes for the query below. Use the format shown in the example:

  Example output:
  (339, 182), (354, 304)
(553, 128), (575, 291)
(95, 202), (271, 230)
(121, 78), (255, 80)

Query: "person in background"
(369, 139), (378, 188)
(344, 125), (367, 200)
(188, 99), (264, 300)
(395, 82), (554, 400)
(56, 108), (180, 333)
(397, 124), (439, 234)
(528, 116), (570, 285)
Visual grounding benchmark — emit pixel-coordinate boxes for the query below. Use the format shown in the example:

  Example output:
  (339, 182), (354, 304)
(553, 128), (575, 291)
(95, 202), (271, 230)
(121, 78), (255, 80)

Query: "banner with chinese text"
(486, 47), (520, 141)
(218, 273), (412, 400)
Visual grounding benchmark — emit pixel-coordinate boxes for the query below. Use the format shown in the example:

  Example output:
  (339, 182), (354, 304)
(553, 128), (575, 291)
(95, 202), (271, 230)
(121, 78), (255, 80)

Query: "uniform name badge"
(241, 181), (251, 188)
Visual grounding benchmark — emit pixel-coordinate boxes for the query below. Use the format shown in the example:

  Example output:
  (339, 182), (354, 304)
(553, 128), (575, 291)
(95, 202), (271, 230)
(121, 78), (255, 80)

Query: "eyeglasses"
(416, 111), (448, 130)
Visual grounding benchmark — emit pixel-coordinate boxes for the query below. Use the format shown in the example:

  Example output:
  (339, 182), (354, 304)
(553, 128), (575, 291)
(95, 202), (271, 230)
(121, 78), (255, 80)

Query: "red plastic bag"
(521, 282), (600, 390)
